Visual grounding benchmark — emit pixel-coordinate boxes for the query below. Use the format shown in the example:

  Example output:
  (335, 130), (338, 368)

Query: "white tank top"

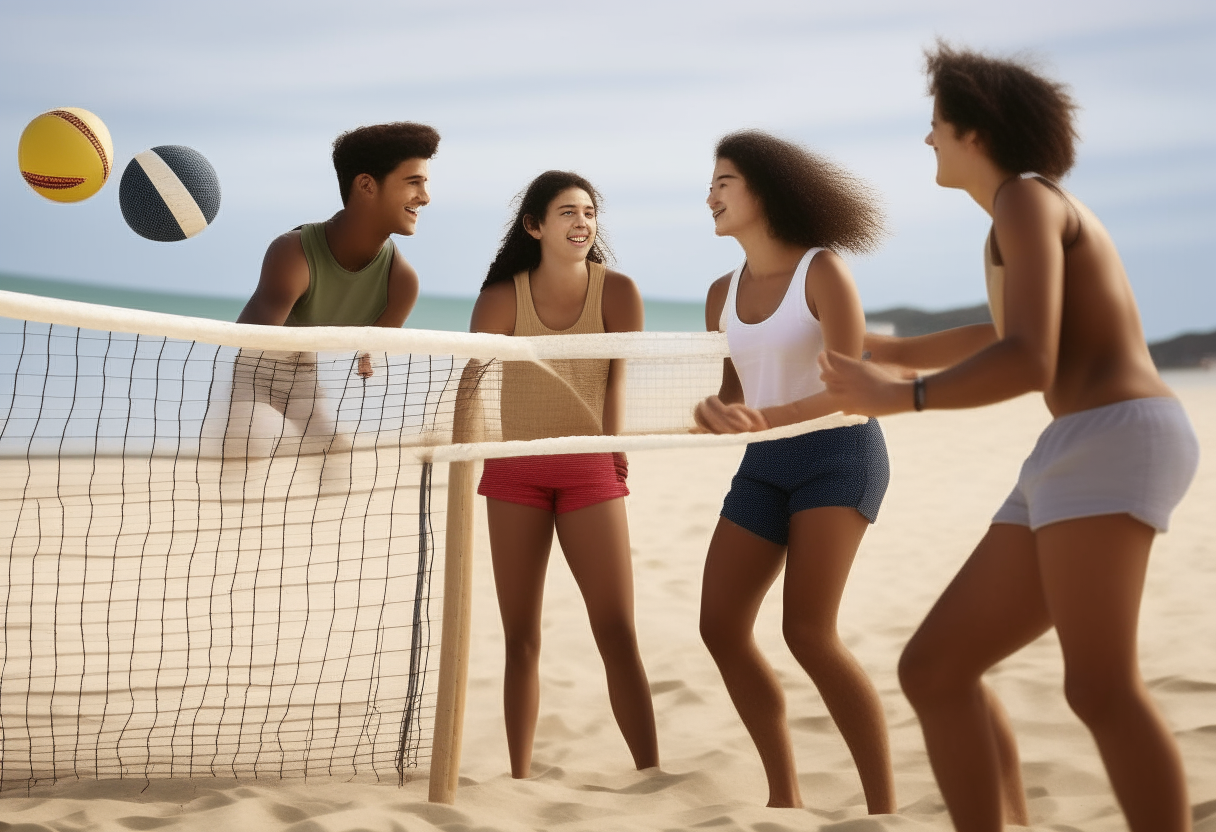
(720, 248), (826, 410)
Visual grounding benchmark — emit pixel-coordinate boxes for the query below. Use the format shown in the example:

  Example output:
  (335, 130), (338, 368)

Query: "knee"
(1063, 670), (1138, 728)
(590, 616), (640, 664)
(898, 637), (968, 708)
(781, 618), (840, 672)
(700, 609), (744, 660)
(502, 630), (541, 666)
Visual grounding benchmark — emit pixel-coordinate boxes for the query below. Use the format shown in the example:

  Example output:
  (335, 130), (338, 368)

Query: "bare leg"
(1037, 515), (1190, 832)
(985, 686), (1030, 826)
(898, 524), (1052, 832)
(555, 497), (659, 770)
(699, 518), (798, 806)
(781, 507), (895, 814)
(485, 498), (555, 778)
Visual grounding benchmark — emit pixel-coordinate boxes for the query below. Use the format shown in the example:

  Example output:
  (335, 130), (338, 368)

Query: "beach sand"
(2, 377), (1214, 831)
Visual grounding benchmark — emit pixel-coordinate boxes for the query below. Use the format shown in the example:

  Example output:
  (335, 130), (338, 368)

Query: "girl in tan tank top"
(468, 171), (658, 779)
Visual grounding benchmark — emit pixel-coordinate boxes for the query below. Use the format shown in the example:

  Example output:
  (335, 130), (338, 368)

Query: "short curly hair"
(332, 122), (440, 204)
(925, 41), (1079, 179)
(715, 130), (884, 254)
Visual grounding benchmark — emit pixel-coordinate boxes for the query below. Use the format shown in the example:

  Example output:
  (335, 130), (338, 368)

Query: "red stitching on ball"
(22, 172), (87, 190)
(49, 109), (110, 180)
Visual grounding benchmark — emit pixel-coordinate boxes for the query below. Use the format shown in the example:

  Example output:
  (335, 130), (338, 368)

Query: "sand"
(2, 375), (1213, 831)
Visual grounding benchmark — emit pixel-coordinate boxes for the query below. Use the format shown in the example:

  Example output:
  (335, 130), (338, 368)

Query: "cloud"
(1, 0), (1213, 339)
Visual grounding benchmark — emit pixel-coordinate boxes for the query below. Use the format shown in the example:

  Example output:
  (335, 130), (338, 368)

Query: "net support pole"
(428, 458), (476, 802)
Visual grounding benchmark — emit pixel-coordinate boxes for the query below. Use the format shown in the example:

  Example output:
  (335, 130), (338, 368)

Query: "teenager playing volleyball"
(820, 43), (1200, 832)
(469, 170), (659, 778)
(223, 122), (437, 459)
(693, 131), (894, 812)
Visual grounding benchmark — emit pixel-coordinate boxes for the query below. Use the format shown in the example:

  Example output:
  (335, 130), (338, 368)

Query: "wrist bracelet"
(913, 377), (926, 412)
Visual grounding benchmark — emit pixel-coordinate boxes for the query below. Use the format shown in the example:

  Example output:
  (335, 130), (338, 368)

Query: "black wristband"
(913, 377), (926, 412)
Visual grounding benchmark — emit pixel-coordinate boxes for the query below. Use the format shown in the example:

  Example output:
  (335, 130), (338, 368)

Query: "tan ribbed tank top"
(500, 262), (611, 442)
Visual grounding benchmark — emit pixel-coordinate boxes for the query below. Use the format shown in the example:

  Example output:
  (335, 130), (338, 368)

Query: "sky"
(0, 0), (1213, 340)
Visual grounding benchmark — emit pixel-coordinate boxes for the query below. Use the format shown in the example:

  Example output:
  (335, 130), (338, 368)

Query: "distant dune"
(2, 273), (1212, 368)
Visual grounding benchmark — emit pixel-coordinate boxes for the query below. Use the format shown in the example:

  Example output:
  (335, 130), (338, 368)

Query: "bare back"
(991, 177), (1171, 416)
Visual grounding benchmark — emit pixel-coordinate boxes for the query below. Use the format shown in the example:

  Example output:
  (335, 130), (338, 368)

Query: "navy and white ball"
(119, 145), (220, 242)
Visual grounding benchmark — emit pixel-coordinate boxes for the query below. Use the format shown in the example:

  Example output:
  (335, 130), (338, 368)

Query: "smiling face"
(371, 157), (430, 235)
(706, 157), (765, 239)
(525, 187), (597, 263)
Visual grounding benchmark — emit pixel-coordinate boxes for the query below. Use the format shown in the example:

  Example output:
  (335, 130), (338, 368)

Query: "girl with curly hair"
(820, 43), (1199, 832)
(694, 130), (895, 812)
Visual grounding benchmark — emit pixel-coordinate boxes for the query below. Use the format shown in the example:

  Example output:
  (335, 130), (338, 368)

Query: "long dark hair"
(482, 170), (613, 290)
(716, 130), (885, 253)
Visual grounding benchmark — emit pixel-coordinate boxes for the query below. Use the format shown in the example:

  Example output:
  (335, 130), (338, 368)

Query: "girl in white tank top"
(721, 246), (827, 410)
(695, 131), (895, 813)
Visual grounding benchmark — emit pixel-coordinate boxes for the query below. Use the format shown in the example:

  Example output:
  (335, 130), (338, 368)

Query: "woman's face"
(925, 99), (978, 188)
(707, 157), (764, 238)
(527, 187), (597, 262)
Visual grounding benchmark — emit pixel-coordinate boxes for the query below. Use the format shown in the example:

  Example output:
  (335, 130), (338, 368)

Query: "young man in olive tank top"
(219, 122), (439, 460)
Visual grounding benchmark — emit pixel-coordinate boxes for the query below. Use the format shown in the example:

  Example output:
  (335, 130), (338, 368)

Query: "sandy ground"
(2, 375), (1214, 831)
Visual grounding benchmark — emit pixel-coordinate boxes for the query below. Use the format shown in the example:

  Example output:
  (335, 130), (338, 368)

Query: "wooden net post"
(427, 460), (475, 803)
(428, 358), (486, 803)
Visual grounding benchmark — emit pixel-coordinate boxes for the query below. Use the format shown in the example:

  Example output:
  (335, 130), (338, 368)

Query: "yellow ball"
(17, 108), (114, 203)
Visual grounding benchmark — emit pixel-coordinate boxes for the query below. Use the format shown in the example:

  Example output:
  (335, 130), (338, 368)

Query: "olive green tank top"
(286, 222), (393, 326)
(500, 262), (611, 442)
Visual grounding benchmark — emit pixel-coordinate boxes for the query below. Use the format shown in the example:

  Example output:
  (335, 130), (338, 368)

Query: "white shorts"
(992, 397), (1199, 533)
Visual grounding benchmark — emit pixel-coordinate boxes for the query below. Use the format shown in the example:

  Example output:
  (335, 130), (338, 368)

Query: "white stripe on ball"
(134, 150), (209, 239)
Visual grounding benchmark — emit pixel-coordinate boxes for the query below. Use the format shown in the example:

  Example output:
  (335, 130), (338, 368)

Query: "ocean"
(0, 273), (706, 333)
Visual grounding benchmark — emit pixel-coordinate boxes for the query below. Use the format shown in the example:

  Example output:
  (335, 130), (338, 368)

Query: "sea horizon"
(0, 271), (707, 333)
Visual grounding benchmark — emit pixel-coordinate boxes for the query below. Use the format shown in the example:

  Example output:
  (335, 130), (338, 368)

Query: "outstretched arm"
(823, 182), (1064, 415)
(865, 323), (998, 372)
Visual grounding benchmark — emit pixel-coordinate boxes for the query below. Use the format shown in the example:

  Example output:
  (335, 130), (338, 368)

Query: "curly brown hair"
(332, 122), (440, 205)
(925, 41), (1079, 179)
(482, 170), (613, 290)
(715, 130), (884, 254)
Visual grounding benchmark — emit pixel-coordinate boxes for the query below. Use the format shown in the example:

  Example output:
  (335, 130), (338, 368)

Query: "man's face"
(375, 158), (430, 235)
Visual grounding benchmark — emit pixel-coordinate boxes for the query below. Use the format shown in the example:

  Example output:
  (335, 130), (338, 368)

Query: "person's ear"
(962, 129), (986, 154)
(523, 215), (542, 240)
(353, 172), (377, 200)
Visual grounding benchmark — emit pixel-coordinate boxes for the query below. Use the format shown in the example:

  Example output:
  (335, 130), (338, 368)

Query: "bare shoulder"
(380, 245), (420, 326)
(262, 229), (308, 274)
(705, 272), (733, 332)
(806, 248), (851, 282)
(390, 245), (419, 284)
(993, 176), (1071, 231)
(470, 280), (517, 335)
(238, 230), (310, 325)
(602, 268), (643, 333)
(388, 245), (420, 299)
(805, 248), (861, 321)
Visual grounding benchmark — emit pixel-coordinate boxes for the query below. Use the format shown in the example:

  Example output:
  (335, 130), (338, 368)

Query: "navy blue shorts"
(721, 419), (889, 546)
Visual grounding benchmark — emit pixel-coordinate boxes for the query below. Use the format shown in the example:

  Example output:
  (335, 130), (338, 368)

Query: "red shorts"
(478, 452), (629, 514)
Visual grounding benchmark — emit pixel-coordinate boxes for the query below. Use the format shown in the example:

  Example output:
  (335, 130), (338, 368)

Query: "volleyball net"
(0, 288), (861, 798)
